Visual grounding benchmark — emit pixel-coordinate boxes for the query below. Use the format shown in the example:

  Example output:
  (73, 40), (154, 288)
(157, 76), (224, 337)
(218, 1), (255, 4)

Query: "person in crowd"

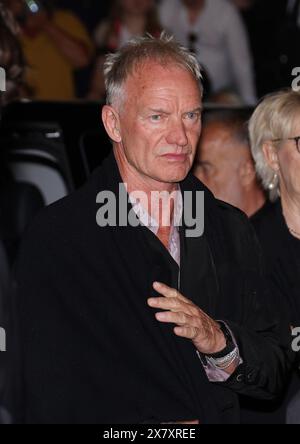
(244, 89), (300, 423)
(4, 0), (93, 100)
(11, 34), (291, 424)
(158, 0), (257, 105)
(52, 0), (110, 97)
(87, 0), (161, 100)
(193, 109), (265, 217)
(0, 1), (24, 105)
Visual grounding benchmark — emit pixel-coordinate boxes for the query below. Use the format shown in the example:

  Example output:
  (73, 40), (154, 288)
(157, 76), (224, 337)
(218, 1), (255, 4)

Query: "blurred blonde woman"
(248, 89), (300, 423)
(250, 89), (300, 322)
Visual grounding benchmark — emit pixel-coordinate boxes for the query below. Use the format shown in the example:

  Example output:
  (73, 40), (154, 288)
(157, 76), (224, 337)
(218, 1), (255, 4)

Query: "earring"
(268, 173), (278, 190)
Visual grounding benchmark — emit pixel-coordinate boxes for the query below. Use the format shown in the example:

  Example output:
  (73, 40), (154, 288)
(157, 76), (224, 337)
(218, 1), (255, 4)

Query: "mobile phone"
(24, 0), (43, 14)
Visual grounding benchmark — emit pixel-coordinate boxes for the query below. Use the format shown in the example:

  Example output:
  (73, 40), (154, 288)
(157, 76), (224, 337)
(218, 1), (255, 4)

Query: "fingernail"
(147, 298), (157, 306)
(156, 312), (166, 320)
(153, 281), (161, 289)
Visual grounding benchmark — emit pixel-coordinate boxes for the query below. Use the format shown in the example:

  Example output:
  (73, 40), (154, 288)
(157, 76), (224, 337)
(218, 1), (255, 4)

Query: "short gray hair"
(248, 89), (300, 201)
(103, 33), (203, 108)
(203, 109), (251, 147)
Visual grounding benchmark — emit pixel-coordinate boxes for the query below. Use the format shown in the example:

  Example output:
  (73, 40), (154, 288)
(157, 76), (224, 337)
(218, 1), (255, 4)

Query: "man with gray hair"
(13, 34), (291, 424)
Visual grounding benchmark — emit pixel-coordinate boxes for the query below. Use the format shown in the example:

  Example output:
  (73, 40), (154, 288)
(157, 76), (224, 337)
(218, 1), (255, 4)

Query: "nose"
(165, 118), (188, 147)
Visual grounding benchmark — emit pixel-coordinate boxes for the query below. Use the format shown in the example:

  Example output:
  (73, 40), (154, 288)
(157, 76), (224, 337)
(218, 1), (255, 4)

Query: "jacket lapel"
(179, 174), (220, 317)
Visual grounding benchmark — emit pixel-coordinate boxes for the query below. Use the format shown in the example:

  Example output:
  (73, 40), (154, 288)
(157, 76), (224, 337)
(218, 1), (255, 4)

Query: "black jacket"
(238, 200), (300, 424)
(12, 152), (292, 424)
(252, 200), (300, 327)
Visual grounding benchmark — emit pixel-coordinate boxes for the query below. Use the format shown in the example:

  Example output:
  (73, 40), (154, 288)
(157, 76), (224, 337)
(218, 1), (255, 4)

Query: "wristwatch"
(205, 321), (236, 359)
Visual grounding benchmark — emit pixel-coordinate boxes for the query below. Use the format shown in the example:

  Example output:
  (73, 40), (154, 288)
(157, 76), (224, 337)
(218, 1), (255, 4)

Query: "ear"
(262, 141), (279, 172)
(239, 159), (256, 187)
(101, 105), (122, 143)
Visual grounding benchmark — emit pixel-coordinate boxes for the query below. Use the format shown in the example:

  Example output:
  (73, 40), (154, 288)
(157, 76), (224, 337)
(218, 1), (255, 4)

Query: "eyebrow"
(148, 108), (171, 115)
(147, 106), (203, 115)
(186, 106), (203, 114)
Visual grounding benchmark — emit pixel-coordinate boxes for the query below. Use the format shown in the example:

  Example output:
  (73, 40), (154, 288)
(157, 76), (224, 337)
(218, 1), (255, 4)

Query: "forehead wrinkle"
(136, 87), (201, 112)
(125, 61), (200, 94)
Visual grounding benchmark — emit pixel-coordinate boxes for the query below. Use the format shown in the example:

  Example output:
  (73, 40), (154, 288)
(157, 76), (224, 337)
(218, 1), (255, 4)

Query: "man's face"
(194, 122), (248, 207)
(115, 62), (202, 187)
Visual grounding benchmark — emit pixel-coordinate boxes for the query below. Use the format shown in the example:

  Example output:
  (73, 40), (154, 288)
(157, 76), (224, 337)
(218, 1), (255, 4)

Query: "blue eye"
(186, 112), (198, 120)
(150, 115), (161, 122)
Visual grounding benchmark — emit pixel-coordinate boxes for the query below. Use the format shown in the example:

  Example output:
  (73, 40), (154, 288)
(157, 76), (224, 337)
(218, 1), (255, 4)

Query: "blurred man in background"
(193, 109), (265, 216)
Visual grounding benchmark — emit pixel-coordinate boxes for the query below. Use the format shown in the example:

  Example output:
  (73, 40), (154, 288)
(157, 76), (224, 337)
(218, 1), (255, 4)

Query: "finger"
(148, 297), (201, 319)
(152, 281), (178, 298)
(153, 281), (190, 303)
(174, 325), (199, 339)
(147, 296), (184, 311)
(155, 311), (190, 325)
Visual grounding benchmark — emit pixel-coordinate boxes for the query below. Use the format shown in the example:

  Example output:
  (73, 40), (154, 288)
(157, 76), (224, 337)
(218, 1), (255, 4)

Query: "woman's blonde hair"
(248, 89), (300, 201)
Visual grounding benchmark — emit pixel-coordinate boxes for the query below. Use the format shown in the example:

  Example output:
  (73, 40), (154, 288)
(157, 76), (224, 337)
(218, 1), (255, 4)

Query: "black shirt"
(252, 199), (300, 327)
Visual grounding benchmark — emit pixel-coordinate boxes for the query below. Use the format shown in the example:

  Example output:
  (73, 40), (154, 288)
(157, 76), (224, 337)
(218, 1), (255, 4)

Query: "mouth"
(161, 153), (189, 162)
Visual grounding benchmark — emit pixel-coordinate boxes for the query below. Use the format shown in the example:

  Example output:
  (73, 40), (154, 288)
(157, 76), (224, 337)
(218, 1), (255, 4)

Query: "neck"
(241, 187), (266, 217)
(113, 147), (177, 228)
(281, 188), (300, 238)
